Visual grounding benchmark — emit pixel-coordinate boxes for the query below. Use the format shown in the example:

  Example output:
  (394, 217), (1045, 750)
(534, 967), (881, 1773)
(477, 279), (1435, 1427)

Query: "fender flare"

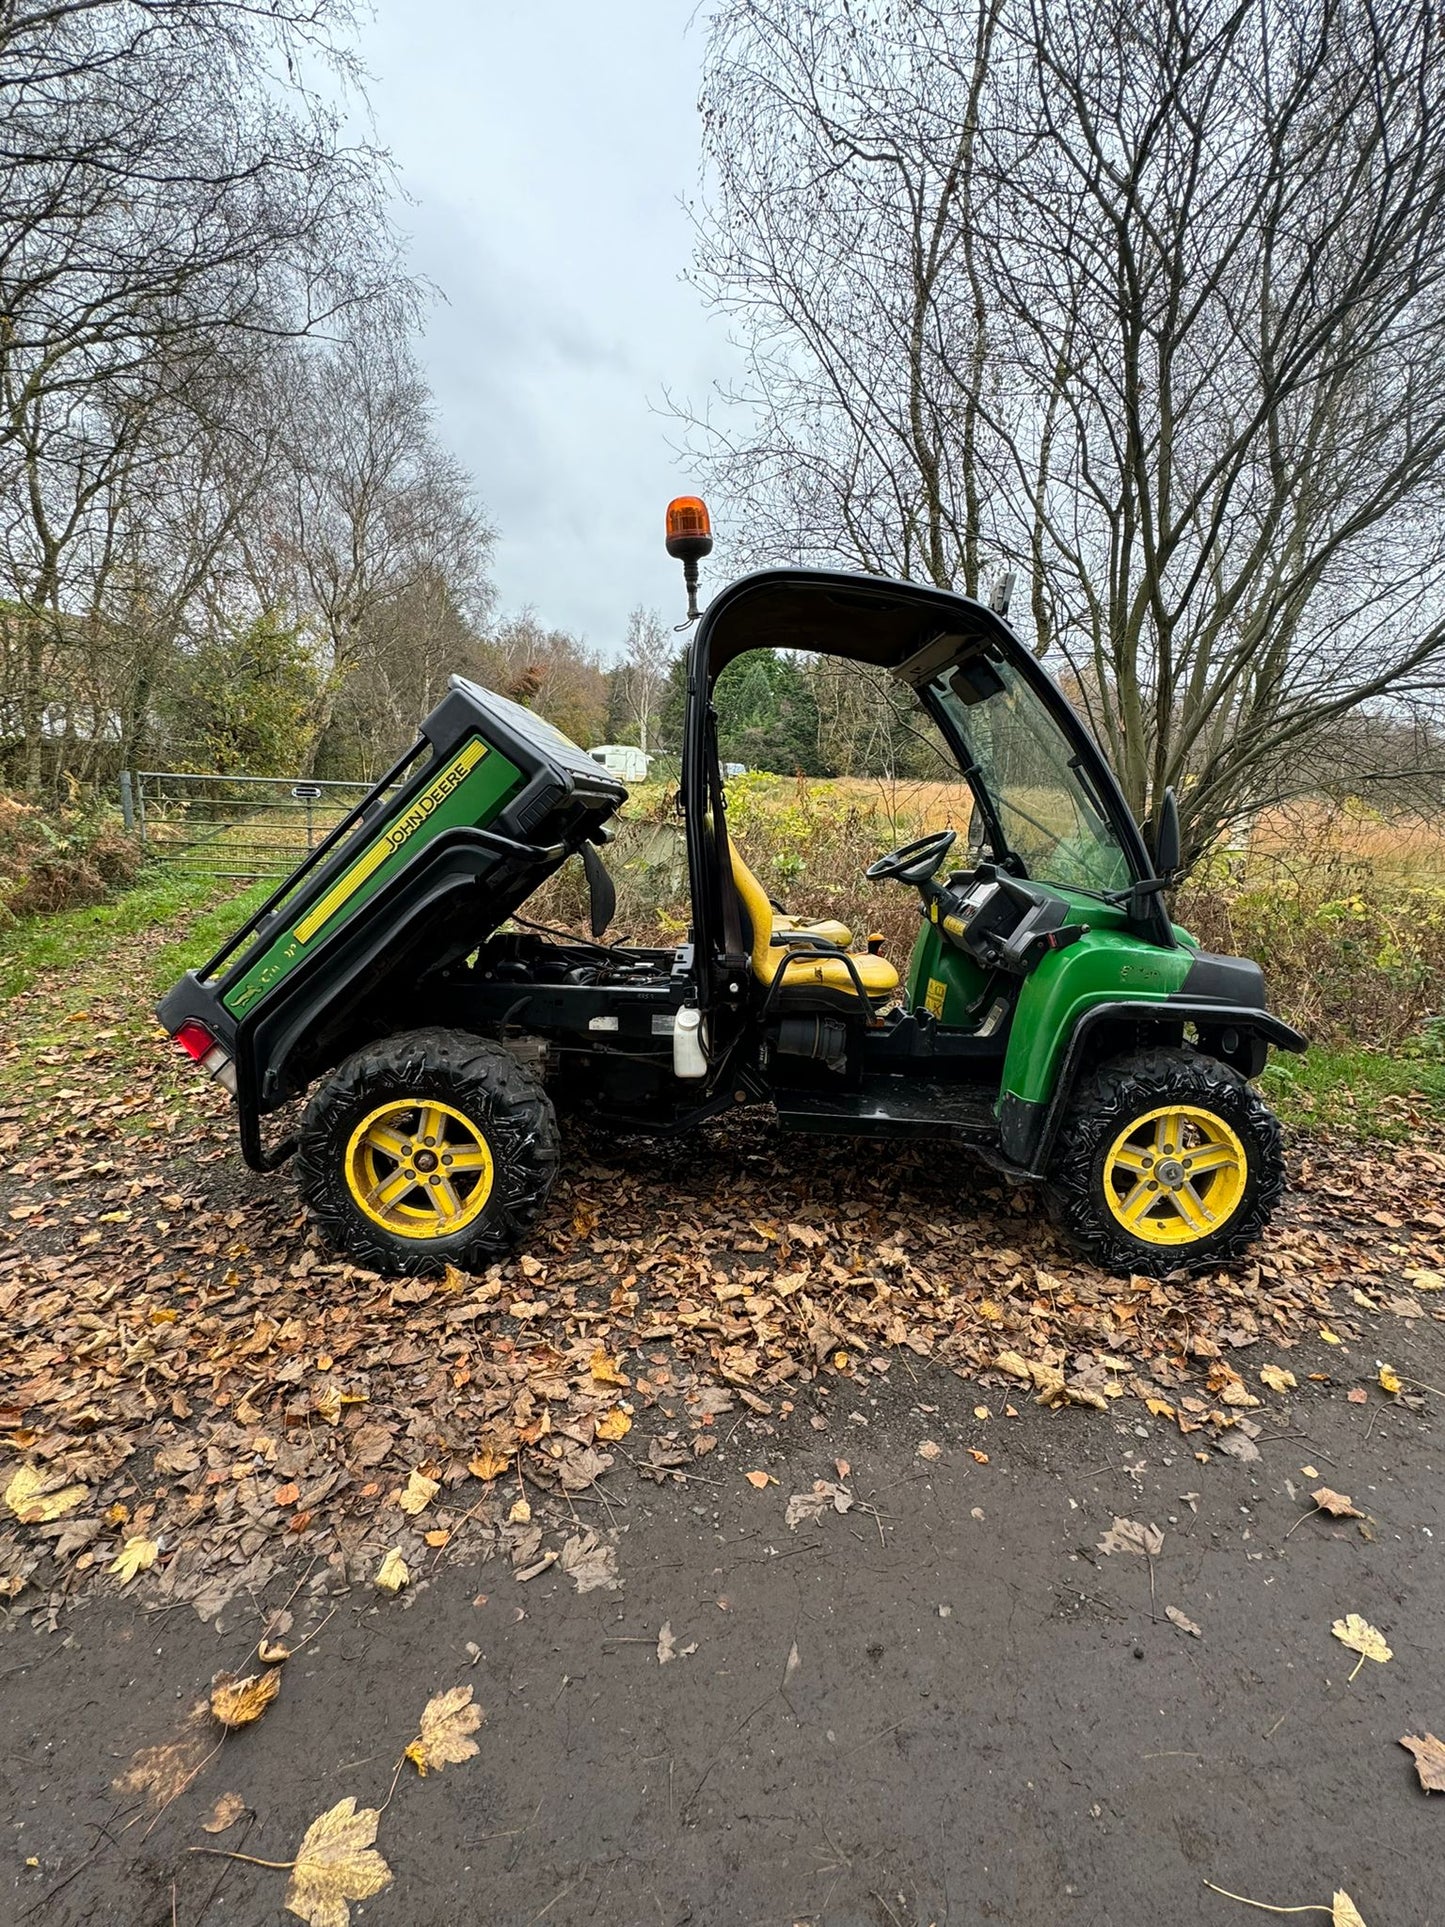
(999, 998), (1307, 1175)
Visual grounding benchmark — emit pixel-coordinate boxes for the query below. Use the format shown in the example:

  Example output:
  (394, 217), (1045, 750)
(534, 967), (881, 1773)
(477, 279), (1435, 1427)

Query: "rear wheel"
(296, 1028), (559, 1276)
(1045, 1047), (1285, 1275)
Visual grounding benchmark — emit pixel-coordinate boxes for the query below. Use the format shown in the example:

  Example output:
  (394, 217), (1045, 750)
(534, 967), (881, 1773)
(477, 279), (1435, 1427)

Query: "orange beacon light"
(665, 496), (713, 623)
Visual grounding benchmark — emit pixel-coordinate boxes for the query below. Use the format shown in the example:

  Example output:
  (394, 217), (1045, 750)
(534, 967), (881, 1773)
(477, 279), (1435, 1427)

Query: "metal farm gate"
(120, 769), (372, 878)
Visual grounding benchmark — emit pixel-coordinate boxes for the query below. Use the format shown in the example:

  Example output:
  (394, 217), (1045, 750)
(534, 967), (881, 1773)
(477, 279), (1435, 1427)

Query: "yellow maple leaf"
(506, 1498), (531, 1524)
(397, 1470), (439, 1516)
(595, 1408), (632, 1441)
(994, 1349), (1032, 1380)
(374, 1548), (409, 1593)
(210, 1668), (281, 1729)
(1319, 1326), (1342, 1345)
(5, 1465), (87, 1525)
(404, 1683), (483, 1776)
(1259, 1365), (1296, 1393)
(108, 1537), (159, 1584)
(1333, 1894), (1368, 1927)
(1331, 1612), (1392, 1681)
(1378, 1364), (1401, 1395)
(284, 1796), (392, 1927)
(1145, 1396), (1175, 1419)
(589, 1349), (629, 1388)
(468, 1449), (510, 1482)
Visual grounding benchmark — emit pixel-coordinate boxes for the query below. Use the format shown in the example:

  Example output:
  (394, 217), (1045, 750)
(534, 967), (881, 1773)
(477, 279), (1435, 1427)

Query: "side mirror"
(1152, 786), (1181, 880)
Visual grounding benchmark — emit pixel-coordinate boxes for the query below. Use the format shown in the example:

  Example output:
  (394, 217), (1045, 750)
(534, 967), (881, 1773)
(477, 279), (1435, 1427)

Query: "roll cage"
(681, 568), (1172, 1007)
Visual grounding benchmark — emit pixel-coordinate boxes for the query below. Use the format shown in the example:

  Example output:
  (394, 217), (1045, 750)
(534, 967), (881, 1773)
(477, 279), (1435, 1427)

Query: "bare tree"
(614, 605), (673, 754)
(250, 327), (493, 771)
(0, 0), (401, 787)
(689, 0), (1445, 860)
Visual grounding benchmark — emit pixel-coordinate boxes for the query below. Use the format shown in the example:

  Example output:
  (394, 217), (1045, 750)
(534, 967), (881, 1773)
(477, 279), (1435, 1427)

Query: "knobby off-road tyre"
(296, 1027), (560, 1277)
(1045, 1046), (1285, 1277)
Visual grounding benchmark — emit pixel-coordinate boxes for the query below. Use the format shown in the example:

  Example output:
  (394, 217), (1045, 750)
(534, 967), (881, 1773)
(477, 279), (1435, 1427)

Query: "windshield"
(930, 655), (1133, 894)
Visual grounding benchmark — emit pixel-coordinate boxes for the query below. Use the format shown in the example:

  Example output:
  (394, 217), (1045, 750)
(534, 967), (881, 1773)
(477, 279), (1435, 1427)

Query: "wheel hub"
(343, 1098), (494, 1240)
(1101, 1103), (1248, 1247)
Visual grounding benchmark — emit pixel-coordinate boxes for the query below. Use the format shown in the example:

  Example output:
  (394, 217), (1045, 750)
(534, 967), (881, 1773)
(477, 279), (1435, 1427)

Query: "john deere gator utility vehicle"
(160, 498), (1304, 1278)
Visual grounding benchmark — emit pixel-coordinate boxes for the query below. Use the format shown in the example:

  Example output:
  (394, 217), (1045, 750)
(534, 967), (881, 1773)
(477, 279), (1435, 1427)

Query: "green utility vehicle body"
(161, 557), (1304, 1278)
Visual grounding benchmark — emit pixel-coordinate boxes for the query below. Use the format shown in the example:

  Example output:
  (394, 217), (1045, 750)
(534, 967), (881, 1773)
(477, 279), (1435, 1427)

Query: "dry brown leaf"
(1165, 1605), (1203, 1638)
(210, 1667), (281, 1729)
(744, 1470), (771, 1489)
(916, 1439), (942, 1461)
(1097, 1516), (1164, 1558)
(397, 1470), (439, 1516)
(201, 1790), (247, 1834)
(1259, 1364), (1296, 1393)
(404, 1684), (482, 1775)
(374, 1548), (409, 1593)
(108, 1536), (159, 1584)
(1333, 1895), (1367, 1927)
(589, 1349), (629, 1388)
(1399, 1731), (1445, 1793)
(468, 1449), (509, 1481)
(1331, 1612), (1392, 1680)
(5, 1465), (87, 1525)
(1312, 1487), (1363, 1518)
(993, 1350), (1032, 1381)
(284, 1796), (392, 1927)
(258, 1637), (292, 1663)
(657, 1620), (698, 1664)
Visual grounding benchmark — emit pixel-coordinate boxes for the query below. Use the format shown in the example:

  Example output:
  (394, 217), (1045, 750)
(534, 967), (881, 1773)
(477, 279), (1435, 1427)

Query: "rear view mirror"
(1152, 787), (1181, 879)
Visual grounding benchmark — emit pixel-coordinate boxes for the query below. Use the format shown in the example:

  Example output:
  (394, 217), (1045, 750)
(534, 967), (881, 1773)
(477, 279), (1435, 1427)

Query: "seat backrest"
(727, 840), (780, 985)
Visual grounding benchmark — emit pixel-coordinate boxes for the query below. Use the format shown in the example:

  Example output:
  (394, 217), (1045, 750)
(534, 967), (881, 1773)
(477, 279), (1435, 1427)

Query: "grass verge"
(1261, 1044), (1445, 1140)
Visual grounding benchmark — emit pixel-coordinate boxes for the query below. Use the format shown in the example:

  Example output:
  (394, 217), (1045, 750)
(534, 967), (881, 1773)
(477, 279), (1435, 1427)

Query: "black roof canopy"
(693, 567), (1018, 683)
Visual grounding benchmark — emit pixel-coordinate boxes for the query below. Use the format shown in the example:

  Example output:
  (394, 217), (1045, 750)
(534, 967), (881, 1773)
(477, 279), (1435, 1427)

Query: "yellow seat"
(770, 911), (853, 948)
(729, 842), (899, 1001)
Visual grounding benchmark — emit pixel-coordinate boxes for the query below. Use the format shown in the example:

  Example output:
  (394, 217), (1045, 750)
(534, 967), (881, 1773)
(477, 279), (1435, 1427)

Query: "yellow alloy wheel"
(344, 1098), (494, 1241)
(1102, 1102), (1248, 1246)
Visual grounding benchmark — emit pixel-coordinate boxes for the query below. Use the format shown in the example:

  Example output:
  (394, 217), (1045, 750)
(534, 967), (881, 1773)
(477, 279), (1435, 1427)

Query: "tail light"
(174, 1021), (215, 1061)
(171, 1020), (238, 1096)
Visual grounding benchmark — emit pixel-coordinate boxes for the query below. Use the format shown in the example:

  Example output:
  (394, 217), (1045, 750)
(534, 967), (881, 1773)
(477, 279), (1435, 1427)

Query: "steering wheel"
(865, 828), (957, 885)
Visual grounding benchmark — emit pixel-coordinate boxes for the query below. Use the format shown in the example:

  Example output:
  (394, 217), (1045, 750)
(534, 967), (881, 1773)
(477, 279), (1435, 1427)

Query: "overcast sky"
(354, 0), (739, 657)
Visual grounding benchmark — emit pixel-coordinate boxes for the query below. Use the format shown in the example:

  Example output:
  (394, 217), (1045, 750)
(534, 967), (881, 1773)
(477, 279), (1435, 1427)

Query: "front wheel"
(296, 1028), (560, 1276)
(1045, 1046), (1285, 1275)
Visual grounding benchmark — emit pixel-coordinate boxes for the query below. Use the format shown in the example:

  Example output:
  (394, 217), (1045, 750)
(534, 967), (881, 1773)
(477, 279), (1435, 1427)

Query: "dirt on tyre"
(1045, 1046), (1285, 1276)
(296, 1027), (560, 1276)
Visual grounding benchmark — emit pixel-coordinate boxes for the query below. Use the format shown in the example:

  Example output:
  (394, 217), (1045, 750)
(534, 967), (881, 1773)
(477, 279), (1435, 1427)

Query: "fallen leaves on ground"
(107, 1535), (158, 1583)
(396, 1470), (439, 1516)
(1205, 1881), (1368, 1924)
(1097, 1516), (1163, 1558)
(2, 901), (1444, 1619)
(657, 1620), (698, 1664)
(1311, 1487), (1363, 1519)
(1165, 1604), (1202, 1638)
(556, 1528), (620, 1593)
(1399, 1731), (1445, 1793)
(1331, 1613), (1392, 1681)
(744, 1471), (772, 1490)
(374, 1549), (408, 1593)
(5, 1465), (87, 1524)
(1259, 1364), (1296, 1393)
(201, 1790), (247, 1833)
(404, 1684), (482, 1776)
(1378, 1364), (1402, 1394)
(285, 1797), (392, 1927)
(210, 1667), (280, 1729)
(785, 1479), (853, 1527)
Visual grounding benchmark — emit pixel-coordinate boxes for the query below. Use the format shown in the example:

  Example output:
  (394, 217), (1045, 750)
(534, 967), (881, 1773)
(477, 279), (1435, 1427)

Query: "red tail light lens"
(174, 1020), (215, 1061)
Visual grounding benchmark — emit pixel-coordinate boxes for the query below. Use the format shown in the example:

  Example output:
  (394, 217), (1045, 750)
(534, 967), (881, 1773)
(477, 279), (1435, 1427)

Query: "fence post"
(119, 770), (135, 835)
